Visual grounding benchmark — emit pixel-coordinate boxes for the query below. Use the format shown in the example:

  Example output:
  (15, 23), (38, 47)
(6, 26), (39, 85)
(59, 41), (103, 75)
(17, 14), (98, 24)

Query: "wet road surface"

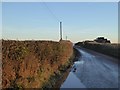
(61, 46), (119, 88)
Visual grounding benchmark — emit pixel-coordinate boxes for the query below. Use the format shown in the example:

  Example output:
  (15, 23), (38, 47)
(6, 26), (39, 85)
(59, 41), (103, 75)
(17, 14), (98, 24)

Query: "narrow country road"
(61, 46), (119, 88)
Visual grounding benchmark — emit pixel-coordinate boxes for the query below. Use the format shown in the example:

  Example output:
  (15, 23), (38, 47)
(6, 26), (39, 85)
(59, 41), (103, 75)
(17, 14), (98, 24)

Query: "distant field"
(75, 42), (119, 59)
(2, 40), (74, 88)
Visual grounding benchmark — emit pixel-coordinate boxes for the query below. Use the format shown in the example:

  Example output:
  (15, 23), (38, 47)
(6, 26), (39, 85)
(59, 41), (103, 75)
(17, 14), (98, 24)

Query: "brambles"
(13, 84), (23, 90)
(2, 40), (73, 88)
(27, 76), (35, 83)
(2, 41), (28, 61)
(8, 46), (28, 61)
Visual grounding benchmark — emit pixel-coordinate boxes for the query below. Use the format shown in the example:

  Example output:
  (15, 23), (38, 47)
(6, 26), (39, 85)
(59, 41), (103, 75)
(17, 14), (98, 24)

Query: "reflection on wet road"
(61, 46), (119, 88)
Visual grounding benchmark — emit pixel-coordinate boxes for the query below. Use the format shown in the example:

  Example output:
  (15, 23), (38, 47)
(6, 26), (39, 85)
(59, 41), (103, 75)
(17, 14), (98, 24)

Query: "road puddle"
(60, 72), (86, 88)
(60, 60), (86, 88)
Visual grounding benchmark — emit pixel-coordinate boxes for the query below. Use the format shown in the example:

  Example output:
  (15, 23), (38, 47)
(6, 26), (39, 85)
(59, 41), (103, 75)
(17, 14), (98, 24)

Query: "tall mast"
(60, 22), (62, 40)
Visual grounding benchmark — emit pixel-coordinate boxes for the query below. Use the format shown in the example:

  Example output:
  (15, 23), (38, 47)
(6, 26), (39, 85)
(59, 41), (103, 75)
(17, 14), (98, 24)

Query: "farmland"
(2, 40), (74, 88)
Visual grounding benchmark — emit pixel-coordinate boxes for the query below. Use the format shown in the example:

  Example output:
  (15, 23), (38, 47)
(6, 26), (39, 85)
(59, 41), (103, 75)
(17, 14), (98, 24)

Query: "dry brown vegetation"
(2, 40), (74, 88)
(0, 40), (1, 89)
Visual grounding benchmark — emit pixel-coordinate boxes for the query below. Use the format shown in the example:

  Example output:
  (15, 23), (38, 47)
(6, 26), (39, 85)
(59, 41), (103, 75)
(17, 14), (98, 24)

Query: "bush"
(2, 40), (73, 88)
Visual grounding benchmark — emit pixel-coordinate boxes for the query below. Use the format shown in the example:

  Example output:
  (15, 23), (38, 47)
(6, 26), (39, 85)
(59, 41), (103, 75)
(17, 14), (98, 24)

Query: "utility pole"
(60, 22), (62, 40)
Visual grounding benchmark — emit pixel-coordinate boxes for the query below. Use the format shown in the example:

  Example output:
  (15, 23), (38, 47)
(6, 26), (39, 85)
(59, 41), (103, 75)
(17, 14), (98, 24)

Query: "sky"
(1, 0), (119, 2)
(2, 2), (118, 43)
(0, 2), (2, 39)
